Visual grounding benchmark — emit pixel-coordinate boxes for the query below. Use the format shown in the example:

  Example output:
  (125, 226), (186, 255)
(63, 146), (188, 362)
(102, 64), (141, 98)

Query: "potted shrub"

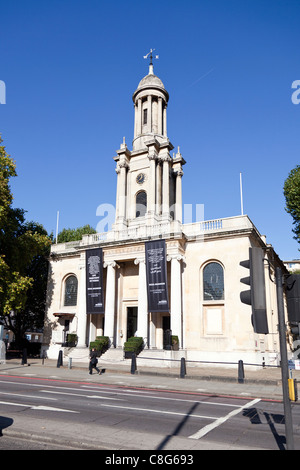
(123, 336), (144, 359)
(66, 333), (78, 347)
(171, 335), (179, 351)
(89, 336), (109, 356)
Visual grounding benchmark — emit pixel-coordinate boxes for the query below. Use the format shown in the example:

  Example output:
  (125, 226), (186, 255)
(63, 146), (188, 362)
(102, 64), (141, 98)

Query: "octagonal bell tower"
(132, 52), (170, 151)
(113, 51), (185, 233)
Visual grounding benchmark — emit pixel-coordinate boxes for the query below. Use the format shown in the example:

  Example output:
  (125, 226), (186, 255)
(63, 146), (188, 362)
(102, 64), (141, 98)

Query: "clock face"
(136, 173), (145, 184)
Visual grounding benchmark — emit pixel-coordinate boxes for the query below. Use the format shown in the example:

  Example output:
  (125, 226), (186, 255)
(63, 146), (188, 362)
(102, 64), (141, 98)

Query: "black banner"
(86, 248), (104, 314)
(145, 240), (169, 313)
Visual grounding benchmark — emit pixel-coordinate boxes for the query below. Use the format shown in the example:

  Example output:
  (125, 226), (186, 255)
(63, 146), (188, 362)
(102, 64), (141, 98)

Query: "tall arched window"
(203, 262), (224, 301)
(136, 191), (147, 218)
(64, 275), (78, 306)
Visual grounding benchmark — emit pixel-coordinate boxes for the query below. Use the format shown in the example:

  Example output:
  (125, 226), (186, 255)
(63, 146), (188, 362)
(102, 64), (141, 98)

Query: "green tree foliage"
(0, 136), (52, 345)
(284, 165), (300, 245)
(56, 224), (96, 243)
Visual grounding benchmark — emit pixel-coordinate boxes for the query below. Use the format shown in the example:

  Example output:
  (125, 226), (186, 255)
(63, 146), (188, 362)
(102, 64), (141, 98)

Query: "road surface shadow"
(156, 402), (199, 450)
(0, 416), (14, 437)
(243, 407), (286, 450)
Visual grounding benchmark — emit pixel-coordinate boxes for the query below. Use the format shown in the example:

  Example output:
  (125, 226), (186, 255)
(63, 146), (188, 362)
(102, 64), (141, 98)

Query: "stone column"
(77, 252), (87, 347)
(163, 104), (167, 136)
(175, 169), (183, 223)
(134, 103), (138, 139)
(147, 95), (152, 133)
(148, 154), (156, 216)
(104, 261), (117, 346)
(114, 164), (120, 220)
(137, 98), (142, 135)
(118, 161), (128, 222)
(134, 258), (148, 346)
(158, 97), (163, 135)
(156, 158), (162, 215)
(169, 255), (183, 348)
(162, 155), (171, 218)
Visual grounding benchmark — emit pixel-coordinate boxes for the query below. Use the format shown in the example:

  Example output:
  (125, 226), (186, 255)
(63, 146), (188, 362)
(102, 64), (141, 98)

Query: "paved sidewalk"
(1, 356), (299, 400)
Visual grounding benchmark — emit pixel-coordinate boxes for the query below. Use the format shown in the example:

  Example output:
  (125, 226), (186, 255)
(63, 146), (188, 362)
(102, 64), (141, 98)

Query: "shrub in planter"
(123, 336), (144, 358)
(89, 336), (109, 356)
(171, 335), (179, 350)
(66, 333), (78, 347)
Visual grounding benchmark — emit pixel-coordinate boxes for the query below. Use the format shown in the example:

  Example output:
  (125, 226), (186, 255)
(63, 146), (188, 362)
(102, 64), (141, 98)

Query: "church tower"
(113, 51), (185, 233)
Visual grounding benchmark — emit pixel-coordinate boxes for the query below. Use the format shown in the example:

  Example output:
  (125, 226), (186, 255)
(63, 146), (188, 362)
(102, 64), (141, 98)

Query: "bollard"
(180, 357), (186, 378)
(238, 360), (244, 384)
(68, 357), (72, 369)
(21, 348), (27, 366)
(131, 353), (137, 374)
(57, 350), (63, 368)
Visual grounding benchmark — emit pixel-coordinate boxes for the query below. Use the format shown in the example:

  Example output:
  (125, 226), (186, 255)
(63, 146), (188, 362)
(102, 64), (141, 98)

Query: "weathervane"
(143, 49), (159, 69)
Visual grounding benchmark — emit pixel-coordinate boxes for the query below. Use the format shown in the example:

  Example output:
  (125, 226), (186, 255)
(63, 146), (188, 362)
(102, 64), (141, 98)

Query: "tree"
(0, 136), (52, 346)
(284, 165), (300, 246)
(56, 224), (96, 243)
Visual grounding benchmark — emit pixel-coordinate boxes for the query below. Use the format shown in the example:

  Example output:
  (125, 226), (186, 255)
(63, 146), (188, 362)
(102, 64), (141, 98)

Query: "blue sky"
(0, 0), (299, 260)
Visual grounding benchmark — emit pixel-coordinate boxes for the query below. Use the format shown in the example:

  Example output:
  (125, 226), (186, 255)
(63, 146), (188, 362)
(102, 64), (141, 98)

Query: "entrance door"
(162, 315), (171, 350)
(127, 307), (138, 340)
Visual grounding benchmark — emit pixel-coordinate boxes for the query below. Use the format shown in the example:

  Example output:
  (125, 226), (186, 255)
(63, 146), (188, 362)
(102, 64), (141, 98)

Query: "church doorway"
(162, 315), (171, 350)
(127, 307), (138, 340)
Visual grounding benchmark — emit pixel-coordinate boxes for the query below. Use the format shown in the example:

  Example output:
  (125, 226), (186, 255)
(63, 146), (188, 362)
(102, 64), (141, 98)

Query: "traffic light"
(240, 247), (269, 334)
(285, 274), (300, 323)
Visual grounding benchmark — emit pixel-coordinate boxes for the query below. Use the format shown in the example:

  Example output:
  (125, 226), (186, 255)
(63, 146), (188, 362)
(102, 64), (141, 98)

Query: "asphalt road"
(0, 374), (299, 451)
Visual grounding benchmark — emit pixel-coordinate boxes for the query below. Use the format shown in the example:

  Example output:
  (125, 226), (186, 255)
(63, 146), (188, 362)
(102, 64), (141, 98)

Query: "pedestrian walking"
(89, 348), (101, 375)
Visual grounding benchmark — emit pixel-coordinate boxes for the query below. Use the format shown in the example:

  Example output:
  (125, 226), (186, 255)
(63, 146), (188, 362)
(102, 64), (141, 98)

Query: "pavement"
(1, 355), (300, 401)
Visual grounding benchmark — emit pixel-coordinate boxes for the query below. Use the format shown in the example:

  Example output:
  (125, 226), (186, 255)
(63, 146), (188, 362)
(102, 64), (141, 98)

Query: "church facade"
(43, 59), (286, 367)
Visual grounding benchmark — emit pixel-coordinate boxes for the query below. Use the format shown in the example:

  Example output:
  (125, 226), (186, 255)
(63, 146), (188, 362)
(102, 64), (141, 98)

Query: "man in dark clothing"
(89, 348), (101, 374)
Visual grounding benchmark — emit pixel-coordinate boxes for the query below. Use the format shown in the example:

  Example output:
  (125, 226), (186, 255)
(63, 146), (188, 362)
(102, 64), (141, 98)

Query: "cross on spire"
(143, 49), (159, 74)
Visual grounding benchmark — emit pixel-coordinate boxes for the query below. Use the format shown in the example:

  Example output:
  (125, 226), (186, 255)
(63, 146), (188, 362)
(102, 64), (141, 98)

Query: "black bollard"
(21, 348), (27, 366)
(180, 357), (186, 378)
(238, 360), (244, 384)
(57, 350), (63, 368)
(131, 353), (137, 374)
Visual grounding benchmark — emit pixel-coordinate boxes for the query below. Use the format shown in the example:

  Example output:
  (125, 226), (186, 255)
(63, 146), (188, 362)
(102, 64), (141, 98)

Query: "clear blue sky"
(1, 0), (299, 260)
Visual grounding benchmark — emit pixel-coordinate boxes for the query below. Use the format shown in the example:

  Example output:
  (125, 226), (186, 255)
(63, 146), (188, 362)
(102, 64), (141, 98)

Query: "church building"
(43, 54), (286, 367)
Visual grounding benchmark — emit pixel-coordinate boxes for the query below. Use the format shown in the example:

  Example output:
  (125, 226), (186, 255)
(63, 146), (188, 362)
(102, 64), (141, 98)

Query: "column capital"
(167, 254), (185, 262)
(134, 257), (145, 265)
(161, 154), (172, 163)
(103, 260), (119, 269)
(119, 160), (129, 169)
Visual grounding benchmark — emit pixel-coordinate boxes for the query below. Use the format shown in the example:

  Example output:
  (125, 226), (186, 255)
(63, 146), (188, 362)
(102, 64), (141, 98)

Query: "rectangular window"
(143, 108), (148, 125)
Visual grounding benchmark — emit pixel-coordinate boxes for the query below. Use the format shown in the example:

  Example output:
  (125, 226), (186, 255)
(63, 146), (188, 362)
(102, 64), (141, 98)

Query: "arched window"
(136, 191), (147, 218)
(64, 275), (78, 306)
(203, 262), (224, 301)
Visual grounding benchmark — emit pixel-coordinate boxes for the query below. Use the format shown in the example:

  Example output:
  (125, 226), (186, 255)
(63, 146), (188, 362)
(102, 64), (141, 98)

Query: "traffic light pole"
(276, 267), (294, 450)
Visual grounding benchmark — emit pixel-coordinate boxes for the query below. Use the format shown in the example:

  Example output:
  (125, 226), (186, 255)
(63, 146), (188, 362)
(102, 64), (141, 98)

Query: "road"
(0, 374), (299, 451)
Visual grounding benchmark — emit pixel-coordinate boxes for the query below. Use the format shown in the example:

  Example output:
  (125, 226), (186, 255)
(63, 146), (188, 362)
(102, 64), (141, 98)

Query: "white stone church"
(43, 56), (286, 368)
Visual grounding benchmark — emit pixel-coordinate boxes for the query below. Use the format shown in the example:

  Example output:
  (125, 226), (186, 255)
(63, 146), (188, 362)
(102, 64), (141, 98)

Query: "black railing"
(129, 354), (280, 382)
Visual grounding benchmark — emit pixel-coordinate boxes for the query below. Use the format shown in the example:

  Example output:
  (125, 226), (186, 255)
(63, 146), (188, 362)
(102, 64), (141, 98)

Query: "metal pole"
(240, 172), (244, 215)
(276, 267), (294, 450)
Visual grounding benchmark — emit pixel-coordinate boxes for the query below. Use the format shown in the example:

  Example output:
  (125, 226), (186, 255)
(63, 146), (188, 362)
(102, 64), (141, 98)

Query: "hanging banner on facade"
(145, 239), (169, 313)
(86, 248), (104, 314)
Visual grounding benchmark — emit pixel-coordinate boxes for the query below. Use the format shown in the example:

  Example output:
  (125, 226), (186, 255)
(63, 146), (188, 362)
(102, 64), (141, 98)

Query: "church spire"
(132, 51), (169, 151)
(143, 48), (159, 75)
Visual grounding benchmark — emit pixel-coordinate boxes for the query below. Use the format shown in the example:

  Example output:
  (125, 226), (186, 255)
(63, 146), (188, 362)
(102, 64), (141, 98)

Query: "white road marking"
(188, 398), (261, 439)
(100, 403), (215, 419)
(41, 390), (123, 400)
(0, 400), (78, 413)
(0, 391), (57, 401)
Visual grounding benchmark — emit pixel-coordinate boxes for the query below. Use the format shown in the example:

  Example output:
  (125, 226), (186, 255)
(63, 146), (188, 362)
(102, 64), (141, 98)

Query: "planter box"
(124, 351), (135, 359)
